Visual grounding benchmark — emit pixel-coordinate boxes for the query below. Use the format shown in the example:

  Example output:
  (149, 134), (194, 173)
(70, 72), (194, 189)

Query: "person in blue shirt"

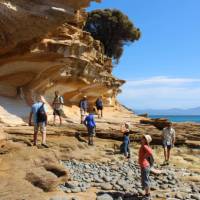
(121, 122), (131, 158)
(29, 95), (48, 147)
(79, 96), (88, 124)
(84, 111), (96, 145)
(95, 96), (103, 118)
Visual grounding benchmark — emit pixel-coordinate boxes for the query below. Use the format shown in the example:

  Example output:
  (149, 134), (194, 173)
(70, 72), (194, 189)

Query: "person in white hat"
(138, 134), (153, 200)
(121, 122), (131, 158)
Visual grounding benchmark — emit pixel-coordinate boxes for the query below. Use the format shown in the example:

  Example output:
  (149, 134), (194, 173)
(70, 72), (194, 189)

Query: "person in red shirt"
(138, 134), (153, 200)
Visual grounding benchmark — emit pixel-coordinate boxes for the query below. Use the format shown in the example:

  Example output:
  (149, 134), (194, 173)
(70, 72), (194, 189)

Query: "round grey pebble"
(100, 183), (113, 190)
(191, 194), (200, 200)
(49, 197), (68, 200)
(96, 194), (113, 200)
(71, 187), (81, 193)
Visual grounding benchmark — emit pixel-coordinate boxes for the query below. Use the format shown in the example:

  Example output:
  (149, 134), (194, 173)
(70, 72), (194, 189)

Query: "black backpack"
(37, 103), (47, 124)
(147, 155), (154, 167)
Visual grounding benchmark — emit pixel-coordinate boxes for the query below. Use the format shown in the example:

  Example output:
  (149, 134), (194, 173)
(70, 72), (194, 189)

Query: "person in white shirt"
(162, 122), (176, 164)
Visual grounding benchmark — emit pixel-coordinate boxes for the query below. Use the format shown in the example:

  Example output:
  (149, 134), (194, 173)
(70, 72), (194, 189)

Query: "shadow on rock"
(75, 132), (87, 143)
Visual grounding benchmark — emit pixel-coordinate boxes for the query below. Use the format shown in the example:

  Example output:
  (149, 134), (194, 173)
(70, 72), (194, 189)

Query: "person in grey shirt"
(52, 91), (64, 125)
(162, 122), (176, 165)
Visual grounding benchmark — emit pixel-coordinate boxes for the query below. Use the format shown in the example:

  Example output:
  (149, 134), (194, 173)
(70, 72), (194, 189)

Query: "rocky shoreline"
(58, 160), (200, 200)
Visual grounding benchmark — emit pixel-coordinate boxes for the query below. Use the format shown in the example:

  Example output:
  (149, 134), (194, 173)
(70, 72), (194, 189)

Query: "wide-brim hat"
(124, 122), (131, 129)
(143, 134), (152, 144)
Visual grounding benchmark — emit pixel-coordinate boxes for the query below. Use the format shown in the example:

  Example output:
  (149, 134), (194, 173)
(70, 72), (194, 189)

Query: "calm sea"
(150, 115), (200, 123)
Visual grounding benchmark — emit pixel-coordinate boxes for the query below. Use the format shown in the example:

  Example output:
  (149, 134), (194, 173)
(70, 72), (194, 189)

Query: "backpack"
(147, 155), (154, 167)
(59, 96), (64, 104)
(37, 103), (47, 123)
(53, 96), (64, 104)
(96, 99), (103, 107)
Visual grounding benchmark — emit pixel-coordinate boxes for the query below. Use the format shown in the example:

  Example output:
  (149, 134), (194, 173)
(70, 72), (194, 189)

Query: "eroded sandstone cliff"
(0, 0), (125, 125)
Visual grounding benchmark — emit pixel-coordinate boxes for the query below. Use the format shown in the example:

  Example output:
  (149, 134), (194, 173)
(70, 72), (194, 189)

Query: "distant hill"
(135, 107), (200, 116)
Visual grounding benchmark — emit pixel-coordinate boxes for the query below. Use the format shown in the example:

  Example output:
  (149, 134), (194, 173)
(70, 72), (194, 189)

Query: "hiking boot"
(162, 160), (167, 165)
(41, 143), (49, 148)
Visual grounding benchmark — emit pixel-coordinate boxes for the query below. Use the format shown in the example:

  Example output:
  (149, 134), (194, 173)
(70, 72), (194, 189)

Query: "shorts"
(163, 141), (172, 149)
(53, 109), (63, 116)
(87, 127), (95, 136)
(34, 122), (46, 133)
(96, 106), (103, 110)
(80, 109), (87, 116)
(141, 167), (151, 189)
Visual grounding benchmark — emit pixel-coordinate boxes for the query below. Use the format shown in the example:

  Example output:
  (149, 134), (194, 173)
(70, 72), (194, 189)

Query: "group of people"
(28, 92), (103, 147)
(121, 121), (176, 200)
(79, 95), (104, 123)
(29, 92), (176, 200)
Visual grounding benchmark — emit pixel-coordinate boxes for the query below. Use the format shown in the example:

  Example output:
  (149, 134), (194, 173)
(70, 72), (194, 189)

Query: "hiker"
(79, 96), (88, 124)
(95, 96), (103, 118)
(162, 122), (176, 164)
(84, 111), (96, 145)
(29, 95), (48, 148)
(121, 122), (131, 158)
(139, 135), (153, 200)
(52, 91), (64, 125)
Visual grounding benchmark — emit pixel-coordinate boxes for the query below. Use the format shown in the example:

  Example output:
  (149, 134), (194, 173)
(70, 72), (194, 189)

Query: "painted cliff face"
(0, 0), (99, 56)
(0, 0), (124, 125)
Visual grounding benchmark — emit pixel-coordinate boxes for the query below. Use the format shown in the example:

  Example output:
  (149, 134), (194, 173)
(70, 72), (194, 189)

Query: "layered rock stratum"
(0, 0), (200, 146)
(0, 1), (200, 200)
(0, 0), (124, 125)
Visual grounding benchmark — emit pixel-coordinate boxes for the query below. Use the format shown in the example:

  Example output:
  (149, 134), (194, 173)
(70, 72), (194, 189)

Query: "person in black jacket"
(95, 96), (103, 118)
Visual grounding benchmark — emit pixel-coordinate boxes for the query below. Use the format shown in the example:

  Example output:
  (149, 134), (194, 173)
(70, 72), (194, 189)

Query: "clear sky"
(88, 0), (200, 109)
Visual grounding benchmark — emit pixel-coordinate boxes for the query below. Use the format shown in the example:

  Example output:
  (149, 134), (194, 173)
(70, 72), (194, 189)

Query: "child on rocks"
(121, 122), (131, 158)
(138, 134), (153, 200)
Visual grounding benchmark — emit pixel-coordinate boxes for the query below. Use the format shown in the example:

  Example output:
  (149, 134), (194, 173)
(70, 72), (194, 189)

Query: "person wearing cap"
(162, 122), (176, 165)
(121, 122), (131, 158)
(138, 135), (153, 200)
(29, 95), (48, 148)
(79, 96), (88, 124)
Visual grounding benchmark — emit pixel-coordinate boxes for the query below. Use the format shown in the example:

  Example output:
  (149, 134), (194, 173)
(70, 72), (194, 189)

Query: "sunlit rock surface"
(0, 0), (125, 125)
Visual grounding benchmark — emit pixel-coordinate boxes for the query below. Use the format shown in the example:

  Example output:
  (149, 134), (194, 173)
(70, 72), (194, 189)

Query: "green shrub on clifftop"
(84, 9), (141, 62)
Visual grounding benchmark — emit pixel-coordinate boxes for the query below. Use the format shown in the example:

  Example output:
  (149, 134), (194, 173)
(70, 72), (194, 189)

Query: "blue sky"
(88, 0), (200, 109)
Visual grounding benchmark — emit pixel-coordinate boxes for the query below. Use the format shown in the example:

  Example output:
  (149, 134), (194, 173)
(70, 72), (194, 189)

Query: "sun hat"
(143, 134), (152, 144)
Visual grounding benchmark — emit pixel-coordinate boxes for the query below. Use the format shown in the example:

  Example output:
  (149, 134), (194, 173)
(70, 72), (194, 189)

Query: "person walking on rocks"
(121, 122), (131, 158)
(79, 96), (88, 124)
(84, 111), (96, 145)
(139, 135), (153, 200)
(52, 91), (64, 126)
(29, 95), (48, 148)
(95, 96), (103, 118)
(162, 122), (176, 165)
